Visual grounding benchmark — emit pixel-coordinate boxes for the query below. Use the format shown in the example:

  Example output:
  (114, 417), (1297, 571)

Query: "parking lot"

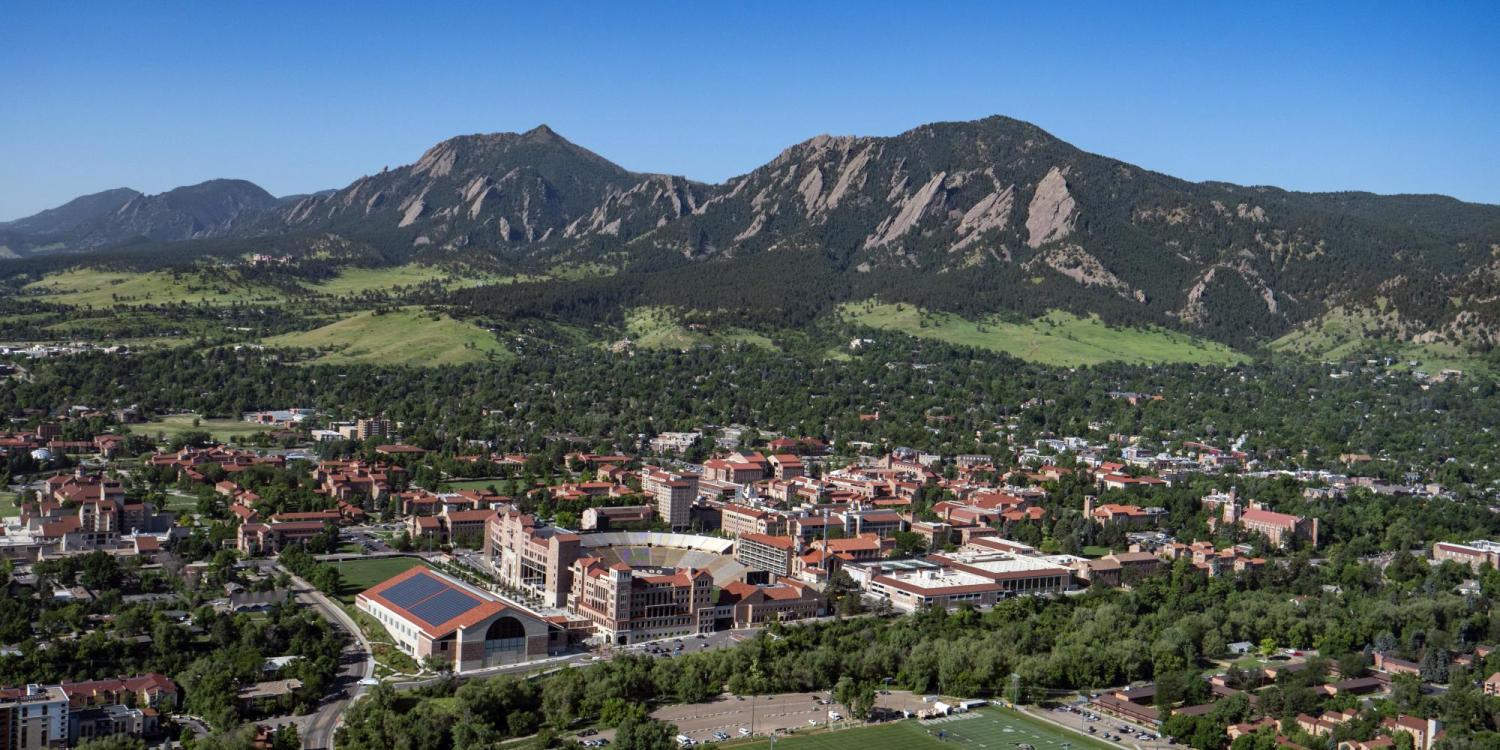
(648, 690), (935, 745)
(655, 691), (837, 742)
(1040, 701), (1175, 749)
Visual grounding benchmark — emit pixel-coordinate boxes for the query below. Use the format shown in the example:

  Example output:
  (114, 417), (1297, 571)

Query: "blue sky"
(2, 2), (1497, 220)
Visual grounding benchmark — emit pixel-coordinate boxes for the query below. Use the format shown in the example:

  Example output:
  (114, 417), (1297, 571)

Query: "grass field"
(161, 493), (202, 514)
(136, 414), (271, 442)
(735, 707), (1111, 750)
(0, 494), (19, 519)
(623, 307), (776, 351)
(23, 269), (284, 308)
(263, 308), (512, 366)
(439, 479), (510, 493)
(842, 304), (1246, 367)
(331, 556), (430, 604)
(305, 264), (529, 297)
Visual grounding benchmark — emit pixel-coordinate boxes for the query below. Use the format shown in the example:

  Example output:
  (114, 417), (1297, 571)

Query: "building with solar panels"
(356, 567), (552, 672)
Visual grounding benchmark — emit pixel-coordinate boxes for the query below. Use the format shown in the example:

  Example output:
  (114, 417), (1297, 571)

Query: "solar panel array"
(408, 588), (482, 627)
(379, 572), (448, 609)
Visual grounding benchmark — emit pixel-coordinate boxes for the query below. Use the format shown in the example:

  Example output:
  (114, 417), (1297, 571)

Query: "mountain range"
(6, 115), (1500, 350)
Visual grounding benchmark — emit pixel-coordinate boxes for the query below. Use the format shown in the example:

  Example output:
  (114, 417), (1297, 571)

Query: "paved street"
(276, 566), (374, 750)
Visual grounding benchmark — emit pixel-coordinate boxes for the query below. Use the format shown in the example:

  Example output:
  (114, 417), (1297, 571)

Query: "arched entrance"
(482, 615), (528, 665)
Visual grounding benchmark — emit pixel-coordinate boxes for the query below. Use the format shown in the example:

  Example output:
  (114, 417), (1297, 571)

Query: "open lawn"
(439, 479), (510, 493)
(24, 269), (284, 308)
(136, 414), (271, 442)
(331, 556), (430, 604)
(263, 308), (512, 366)
(734, 707), (1111, 750)
(0, 494), (19, 518)
(842, 303), (1247, 367)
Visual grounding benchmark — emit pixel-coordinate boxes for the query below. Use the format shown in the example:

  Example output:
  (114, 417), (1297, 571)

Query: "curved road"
(277, 566), (375, 750)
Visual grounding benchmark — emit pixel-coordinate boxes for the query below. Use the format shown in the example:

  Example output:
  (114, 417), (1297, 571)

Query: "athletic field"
(330, 556), (429, 603)
(732, 706), (1112, 750)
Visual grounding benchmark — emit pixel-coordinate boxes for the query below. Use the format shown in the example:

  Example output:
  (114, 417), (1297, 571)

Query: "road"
(277, 566), (374, 750)
(389, 628), (759, 691)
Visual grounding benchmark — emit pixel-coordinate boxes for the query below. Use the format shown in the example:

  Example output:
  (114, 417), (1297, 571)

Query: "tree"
(392, 532), (414, 552)
(271, 725), (300, 750)
(1420, 648), (1451, 684)
(833, 676), (876, 720)
(422, 654), (452, 675)
(1230, 727), (1279, 750)
(614, 715), (676, 750)
(506, 710), (540, 737)
(76, 737), (148, 750)
(890, 530), (927, 559)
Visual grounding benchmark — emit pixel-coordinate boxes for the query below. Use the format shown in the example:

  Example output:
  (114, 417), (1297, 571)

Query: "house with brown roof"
(768, 453), (805, 480)
(1373, 651), (1421, 678)
(1381, 715), (1440, 750)
(719, 578), (824, 627)
(1085, 499), (1167, 529)
(1297, 709), (1358, 737)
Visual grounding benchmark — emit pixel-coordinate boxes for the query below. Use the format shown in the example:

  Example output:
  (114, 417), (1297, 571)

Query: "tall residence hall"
(356, 568), (555, 673)
(641, 469), (697, 529)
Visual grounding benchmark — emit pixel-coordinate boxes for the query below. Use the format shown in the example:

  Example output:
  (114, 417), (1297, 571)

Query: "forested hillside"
(5, 115), (1499, 354)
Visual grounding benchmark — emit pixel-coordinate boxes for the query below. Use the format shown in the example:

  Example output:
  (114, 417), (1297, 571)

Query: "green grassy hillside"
(23, 269), (284, 307)
(622, 307), (776, 350)
(304, 264), (530, 296)
(842, 303), (1246, 366)
(1270, 305), (1491, 375)
(263, 308), (511, 366)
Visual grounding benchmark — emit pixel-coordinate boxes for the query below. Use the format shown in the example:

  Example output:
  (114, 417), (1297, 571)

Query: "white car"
(738, 728), (751, 736)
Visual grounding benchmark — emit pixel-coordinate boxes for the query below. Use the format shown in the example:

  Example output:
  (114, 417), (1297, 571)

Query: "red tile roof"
(356, 567), (507, 639)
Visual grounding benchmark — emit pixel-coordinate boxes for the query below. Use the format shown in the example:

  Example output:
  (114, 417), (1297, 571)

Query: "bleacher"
(579, 531), (735, 554)
(578, 531), (745, 584)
